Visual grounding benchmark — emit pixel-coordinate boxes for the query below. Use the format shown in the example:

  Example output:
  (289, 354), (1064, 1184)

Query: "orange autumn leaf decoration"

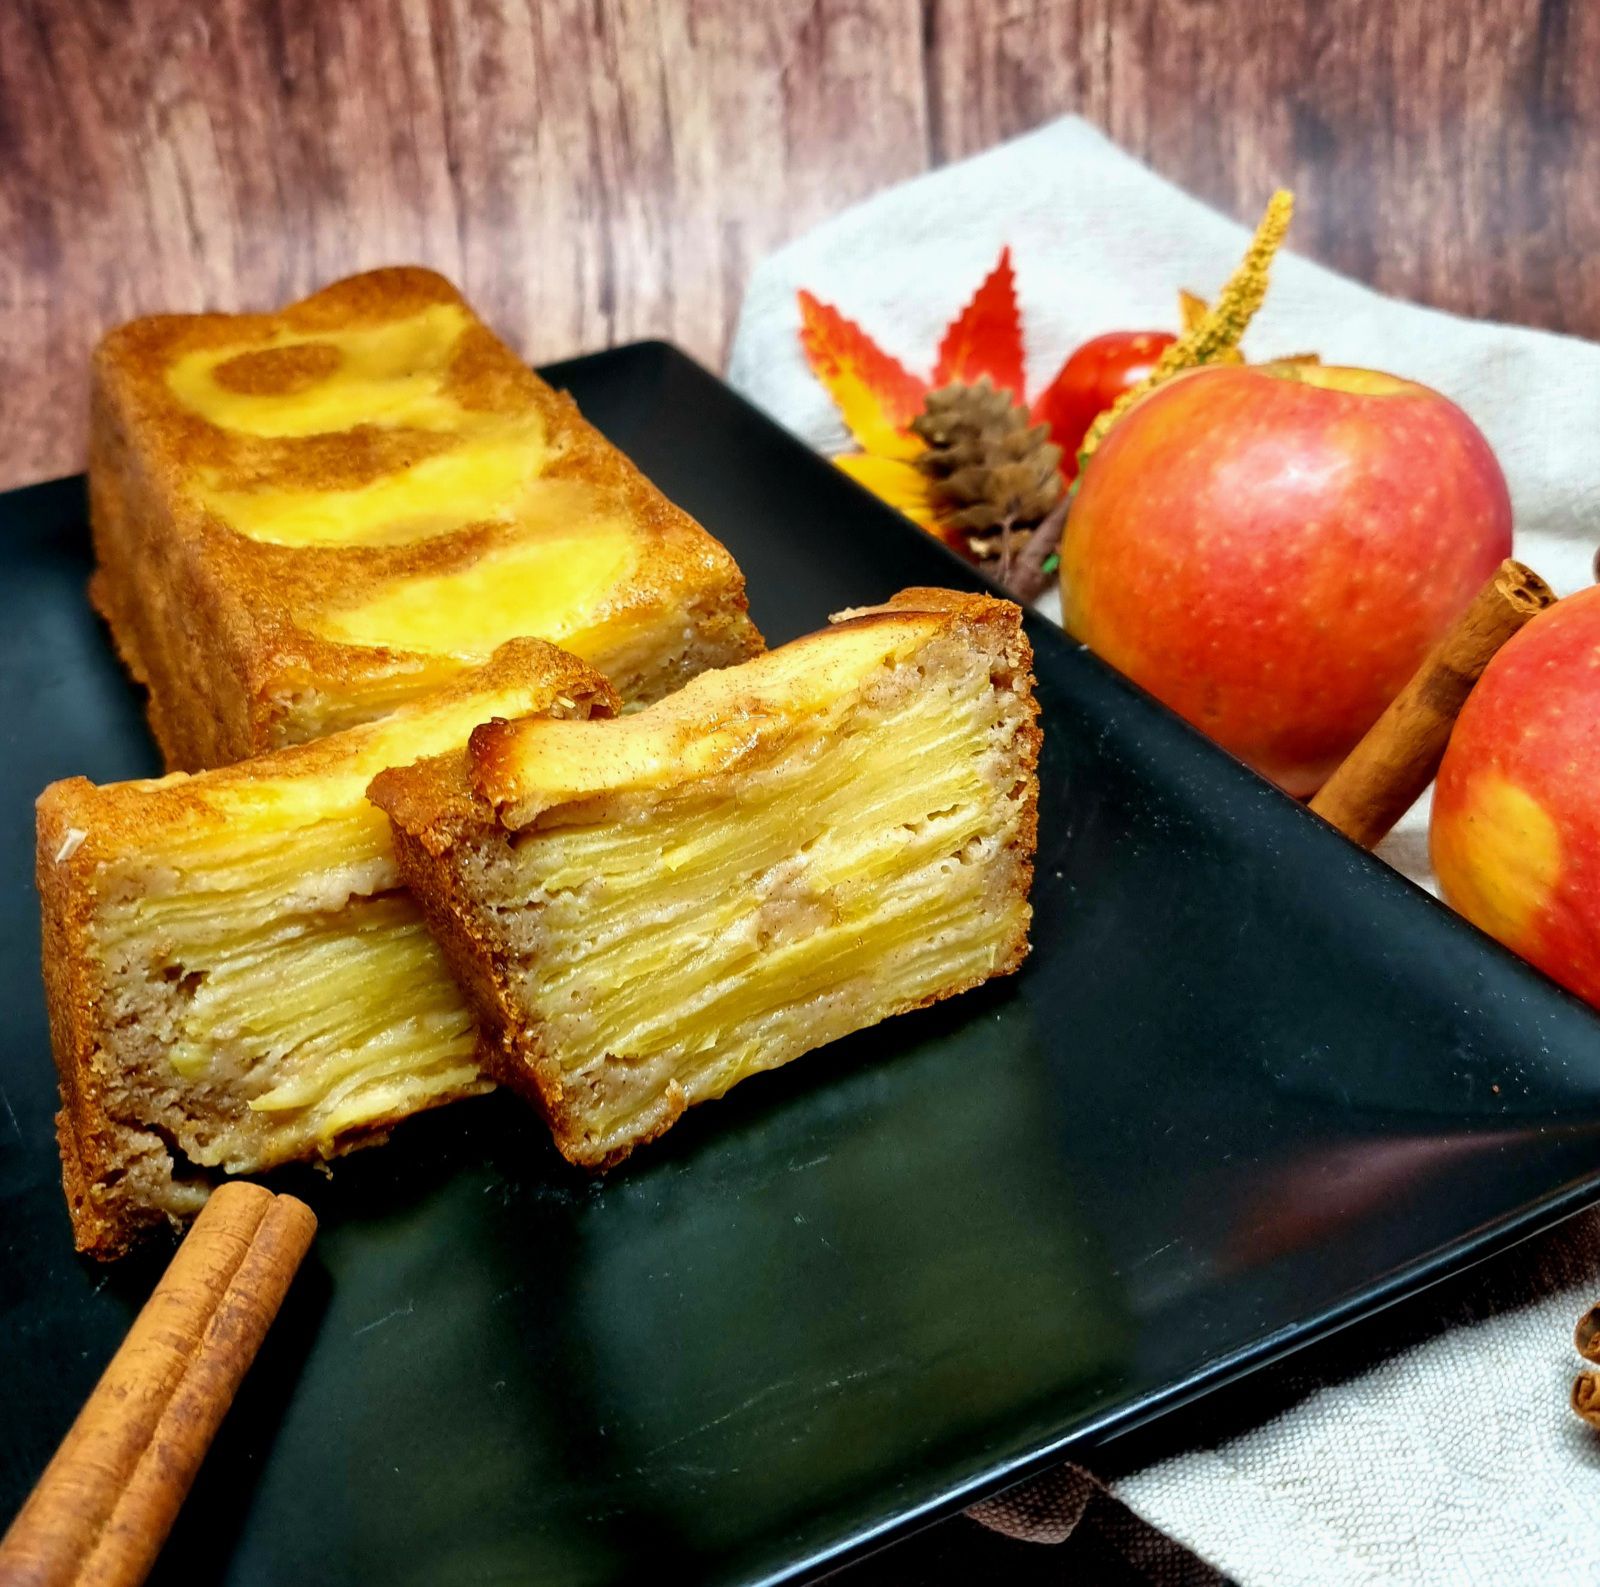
(933, 249), (1025, 399)
(798, 289), (935, 525)
(796, 251), (1032, 537)
(797, 291), (927, 457)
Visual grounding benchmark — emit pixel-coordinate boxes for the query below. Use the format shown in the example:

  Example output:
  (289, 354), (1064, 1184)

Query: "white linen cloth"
(726, 116), (1600, 1585)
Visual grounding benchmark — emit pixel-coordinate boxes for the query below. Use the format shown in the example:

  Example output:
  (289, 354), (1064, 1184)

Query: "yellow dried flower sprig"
(1078, 189), (1296, 465)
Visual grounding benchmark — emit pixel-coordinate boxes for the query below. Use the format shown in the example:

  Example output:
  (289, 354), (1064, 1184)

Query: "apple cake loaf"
(89, 266), (760, 770)
(369, 588), (1040, 1169)
(37, 641), (616, 1258)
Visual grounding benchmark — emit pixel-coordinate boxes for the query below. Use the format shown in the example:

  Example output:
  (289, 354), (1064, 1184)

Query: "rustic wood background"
(3, 0), (1598, 491)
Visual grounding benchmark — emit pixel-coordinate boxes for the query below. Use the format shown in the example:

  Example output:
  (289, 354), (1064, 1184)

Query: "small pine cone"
(912, 379), (1017, 470)
(911, 377), (1062, 539)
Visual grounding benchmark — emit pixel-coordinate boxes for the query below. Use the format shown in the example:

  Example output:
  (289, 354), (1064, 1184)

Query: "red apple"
(1431, 586), (1600, 1008)
(1059, 363), (1513, 795)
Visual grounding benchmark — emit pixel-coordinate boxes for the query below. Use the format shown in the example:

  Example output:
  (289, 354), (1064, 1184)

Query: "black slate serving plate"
(5, 342), (1600, 1586)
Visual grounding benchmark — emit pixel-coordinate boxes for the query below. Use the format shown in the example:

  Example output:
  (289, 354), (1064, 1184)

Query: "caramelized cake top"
(93, 268), (755, 700)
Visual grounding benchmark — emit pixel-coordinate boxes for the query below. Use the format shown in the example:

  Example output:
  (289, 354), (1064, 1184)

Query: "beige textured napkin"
(727, 117), (1600, 1584)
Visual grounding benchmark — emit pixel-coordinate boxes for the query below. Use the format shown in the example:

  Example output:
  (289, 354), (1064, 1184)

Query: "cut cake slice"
(37, 640), (616, 1258)
(89, 266), (761, 770)
(369, 588), (1040, 1169)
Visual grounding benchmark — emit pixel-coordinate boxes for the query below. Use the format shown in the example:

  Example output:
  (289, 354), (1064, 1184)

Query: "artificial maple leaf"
(932, 248), (1026, 401)
(797, 290), (928, 453)
(834, 454), (943, 531)
(795, 254), (1031, 551)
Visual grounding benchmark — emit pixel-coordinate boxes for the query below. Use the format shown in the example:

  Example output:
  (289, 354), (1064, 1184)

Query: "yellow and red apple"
(1432, 585), (1600, 1008)
(1060, 363), (1513, 795)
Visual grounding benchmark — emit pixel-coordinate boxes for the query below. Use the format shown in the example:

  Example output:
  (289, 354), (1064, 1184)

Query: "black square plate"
(5, 343), (1600, 1586)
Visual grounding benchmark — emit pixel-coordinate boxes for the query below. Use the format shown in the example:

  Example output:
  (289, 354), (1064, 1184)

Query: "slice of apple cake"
(369, 588), (1040, 1169)
(37, 641), (616, 1257)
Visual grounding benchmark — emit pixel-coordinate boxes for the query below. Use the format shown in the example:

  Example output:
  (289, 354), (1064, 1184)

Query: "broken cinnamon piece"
(1003, 495), (1069, 605)
(1309, 559), (1556, 848)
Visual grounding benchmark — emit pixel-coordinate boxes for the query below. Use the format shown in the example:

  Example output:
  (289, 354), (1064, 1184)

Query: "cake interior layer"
(78, 670), (594, 1179)
(93, 823), (481, 1176)
(489, 637), (1031, 1159)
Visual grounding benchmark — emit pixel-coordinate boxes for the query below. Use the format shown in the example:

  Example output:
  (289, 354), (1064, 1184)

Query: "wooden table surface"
(3, 0), (1598, 491)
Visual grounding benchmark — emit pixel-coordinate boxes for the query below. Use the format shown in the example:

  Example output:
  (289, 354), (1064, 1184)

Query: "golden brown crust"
(91, 267), (760, 770)
(37, 792), (140, 1258)
(366, 747), (496, 858)
(372, 587), (1041, 1169)
(37, 641), (617, 1258)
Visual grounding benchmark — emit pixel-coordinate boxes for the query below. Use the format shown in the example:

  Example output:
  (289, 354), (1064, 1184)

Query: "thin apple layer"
(91, 862), (479, 1173)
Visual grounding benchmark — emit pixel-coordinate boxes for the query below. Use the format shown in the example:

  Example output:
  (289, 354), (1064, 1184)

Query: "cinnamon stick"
(1309, 559), (1555, 848)
(1001, 495), (1069, 606)
(0, 1183), (316, 1587)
